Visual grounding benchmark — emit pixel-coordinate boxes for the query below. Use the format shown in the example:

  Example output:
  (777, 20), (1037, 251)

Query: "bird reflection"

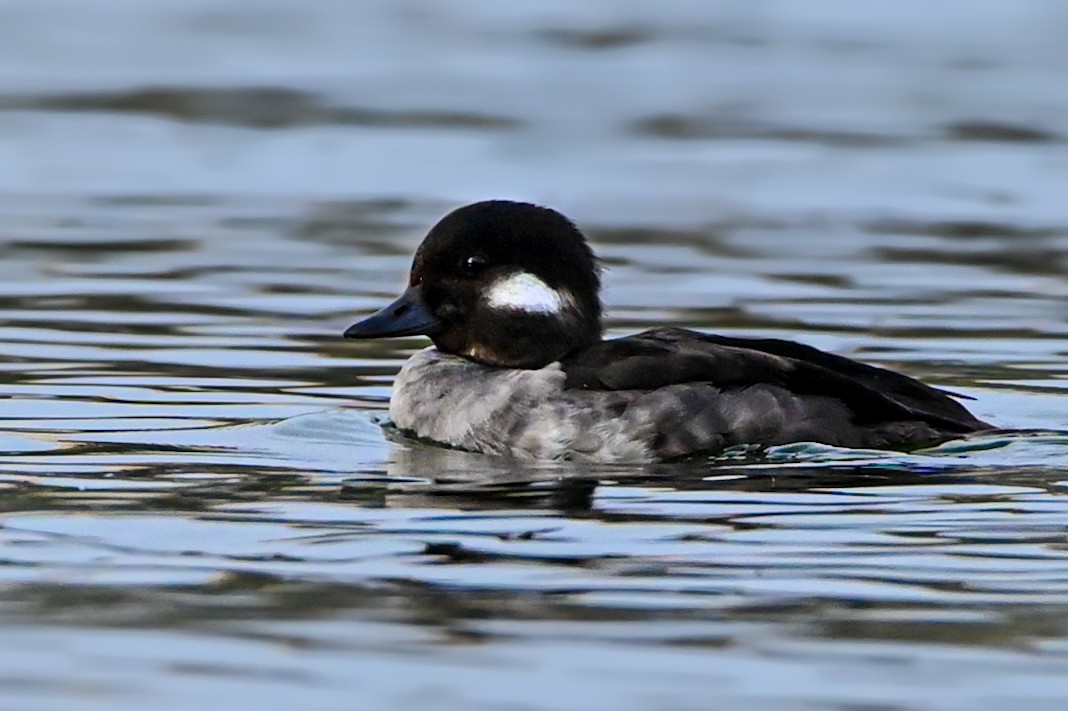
(337, 434), (993, 516)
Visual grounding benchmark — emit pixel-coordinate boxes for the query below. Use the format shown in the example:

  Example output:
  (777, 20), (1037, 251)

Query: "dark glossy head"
(344, 200), (603, 368)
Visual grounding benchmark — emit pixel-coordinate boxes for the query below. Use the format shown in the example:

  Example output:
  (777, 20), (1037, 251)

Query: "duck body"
(345, 201), (992, 462)
(388, 329), (989, 462)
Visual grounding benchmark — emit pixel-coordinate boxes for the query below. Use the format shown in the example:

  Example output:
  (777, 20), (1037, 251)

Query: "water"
(2, 2), (1068, 710)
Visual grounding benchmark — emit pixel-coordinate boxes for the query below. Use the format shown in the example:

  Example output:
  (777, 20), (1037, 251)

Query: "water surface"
(1, 2), (1068, 710)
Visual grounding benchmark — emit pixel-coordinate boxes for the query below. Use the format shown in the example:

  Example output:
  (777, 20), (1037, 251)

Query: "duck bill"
(343, 285), (444, 339)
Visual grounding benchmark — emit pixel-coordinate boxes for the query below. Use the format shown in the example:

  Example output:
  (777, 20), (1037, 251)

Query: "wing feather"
(561, 327), (990, 433)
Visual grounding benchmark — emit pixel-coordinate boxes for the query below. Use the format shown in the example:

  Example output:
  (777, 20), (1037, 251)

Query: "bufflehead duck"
(344, 200), (992, 462)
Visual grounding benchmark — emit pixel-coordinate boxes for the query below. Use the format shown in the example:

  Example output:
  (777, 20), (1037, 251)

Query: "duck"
(343, 200), (992, 462)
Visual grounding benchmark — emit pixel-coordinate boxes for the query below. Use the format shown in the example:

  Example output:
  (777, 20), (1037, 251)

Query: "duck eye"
(460, 254), (490, 276)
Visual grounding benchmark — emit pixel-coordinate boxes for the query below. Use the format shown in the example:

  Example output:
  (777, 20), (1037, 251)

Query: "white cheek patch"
(485, 272), (564, 314)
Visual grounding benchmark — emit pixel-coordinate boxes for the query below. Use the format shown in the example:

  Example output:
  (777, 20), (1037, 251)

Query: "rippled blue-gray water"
(2, 2), (1067, 710)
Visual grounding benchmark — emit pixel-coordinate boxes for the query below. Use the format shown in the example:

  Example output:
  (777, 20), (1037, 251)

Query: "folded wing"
(562, 327), (991, 434)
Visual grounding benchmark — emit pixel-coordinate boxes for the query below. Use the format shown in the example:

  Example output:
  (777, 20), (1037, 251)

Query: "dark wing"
(561, 327), (990, 433)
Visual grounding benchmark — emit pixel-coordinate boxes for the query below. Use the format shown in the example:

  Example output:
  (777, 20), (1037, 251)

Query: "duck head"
(344, 200), (602, 369)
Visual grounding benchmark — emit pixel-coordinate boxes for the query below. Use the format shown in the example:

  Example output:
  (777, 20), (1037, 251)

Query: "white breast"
(387, 347), (654, 462)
